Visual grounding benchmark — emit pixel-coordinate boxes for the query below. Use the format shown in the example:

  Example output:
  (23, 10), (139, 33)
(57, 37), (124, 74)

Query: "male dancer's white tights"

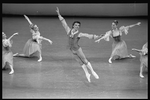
(87, 62), (99, 79)
(81, 62), (99, 82)
(82, 64), (91, 82)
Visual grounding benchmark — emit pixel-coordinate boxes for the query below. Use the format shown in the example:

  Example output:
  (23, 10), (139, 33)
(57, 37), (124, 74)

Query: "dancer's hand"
(95, 39), (101, 43)
(99, 34), (104, 38)
(14, 32), (19, 35)
(132, 48), (136, 51)
(93, 34), (99, 39)
(56, 7), (60, 15)
(49, 40), (53, 45)
(137, 22), (141, 26)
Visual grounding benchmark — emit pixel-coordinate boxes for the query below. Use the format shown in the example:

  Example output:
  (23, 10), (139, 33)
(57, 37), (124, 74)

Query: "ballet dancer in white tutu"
(95, 20), (141, 63)
(2, 32), (18, 74)
(13, 15), (53, 62)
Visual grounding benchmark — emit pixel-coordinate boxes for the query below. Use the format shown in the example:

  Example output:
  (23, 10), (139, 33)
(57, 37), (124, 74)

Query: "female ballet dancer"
(132, 42), (148, 78)
(56, 7), (102, 82)
(95, 20), (141, 63)
(2, 32), (18, 74)
(140, 42), (148, 55)
(13, 15), (53, 62)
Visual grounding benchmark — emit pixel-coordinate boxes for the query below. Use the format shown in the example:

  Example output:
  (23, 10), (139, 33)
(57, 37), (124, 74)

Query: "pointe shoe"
(108, 58), (112, 64)
(140, 74), (144, 78)
(86, 74), (91, 82)
(13, 53), (18, 57)
(9, 70), (14, 74)
(92, 72), (99, 79)
(130, 54), (136, 58)
(38, 57), (42, 62)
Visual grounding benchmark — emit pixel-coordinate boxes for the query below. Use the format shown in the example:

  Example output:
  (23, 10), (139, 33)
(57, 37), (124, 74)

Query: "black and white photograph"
(2, 3), (148, 99)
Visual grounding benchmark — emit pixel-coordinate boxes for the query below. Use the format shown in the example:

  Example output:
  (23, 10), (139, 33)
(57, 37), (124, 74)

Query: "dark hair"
(30, 24), (39, 31)
(113, 20), (118, 25)
(72, 21), (81, 28)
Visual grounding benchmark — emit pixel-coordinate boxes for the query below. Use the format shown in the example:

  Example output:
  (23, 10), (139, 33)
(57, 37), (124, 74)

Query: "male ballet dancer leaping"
(56, 7), (101, 82)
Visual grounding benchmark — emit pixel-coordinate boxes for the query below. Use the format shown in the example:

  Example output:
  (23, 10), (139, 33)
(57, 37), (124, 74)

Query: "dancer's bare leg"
(120, 54), (136, 59)
(9, 64), (14, 74)
(139, 64), (144, 78)
(38, 50), (42, 62)
(86, 62), (99, 79)
(129, 54), (136, 58)
(13, 53), (25, 57)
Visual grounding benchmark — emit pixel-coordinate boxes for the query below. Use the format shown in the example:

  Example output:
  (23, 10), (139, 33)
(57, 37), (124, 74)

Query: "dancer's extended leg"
(86, 62), (99, 79)
(81, 64), (91, 82)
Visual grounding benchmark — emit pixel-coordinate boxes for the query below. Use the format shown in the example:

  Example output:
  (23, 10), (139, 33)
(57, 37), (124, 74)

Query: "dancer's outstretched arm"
(24, 15), (33, 25)
(95, 30), (112, 43)
(3, 32), (18, 47)
(133, 42), (148, 55)
(119, 22), (141, 35)
(8, 32), (19, 41)
(125, 22), (141, 29)
(94, 34), (105, 40)
(79, 32), (99, 39)
(40, 36), (53, 44)
(56, 7), (70, 34)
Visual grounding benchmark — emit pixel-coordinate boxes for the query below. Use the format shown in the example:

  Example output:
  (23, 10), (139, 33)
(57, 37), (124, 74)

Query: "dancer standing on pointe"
(56, 7), (102, 82)
(95, 20), (141, 63)
(13, 15), (53, 62)
(2, 32), (18, 74)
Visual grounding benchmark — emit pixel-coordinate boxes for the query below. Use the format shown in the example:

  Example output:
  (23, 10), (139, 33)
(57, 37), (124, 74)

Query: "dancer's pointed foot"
(140, 73), (144, 78)
(108, 58), (112, 64)
(9, 70), (14, 74)
(38, 57), (42, 62)
(130, 54), (136, 58)
(13, 53), (18, 57)
(86, 73), (91, 82)
(92, 72), (99, 79)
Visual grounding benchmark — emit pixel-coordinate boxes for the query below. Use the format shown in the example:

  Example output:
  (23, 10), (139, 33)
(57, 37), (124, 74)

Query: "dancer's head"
(72, 21), (81, 30)
(33, 25), (39, 31)
(31, 24), (39, 31)
(2, 32), (6, 39)
(112, 20), (118, 30)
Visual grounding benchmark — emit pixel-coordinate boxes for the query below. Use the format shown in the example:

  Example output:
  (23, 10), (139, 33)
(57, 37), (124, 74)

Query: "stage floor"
(2, 17), (148, 99)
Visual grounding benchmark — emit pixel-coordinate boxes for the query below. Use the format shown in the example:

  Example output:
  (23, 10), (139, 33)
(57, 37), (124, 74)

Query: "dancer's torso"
(68, 29), (80, 51)
(112, 30), (121, 42)
(3, 40), (11, 53)
(32, 31), (42, 44)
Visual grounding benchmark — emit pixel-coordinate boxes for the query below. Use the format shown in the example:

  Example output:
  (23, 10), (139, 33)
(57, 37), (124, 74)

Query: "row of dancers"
(2, 7), (148, 82)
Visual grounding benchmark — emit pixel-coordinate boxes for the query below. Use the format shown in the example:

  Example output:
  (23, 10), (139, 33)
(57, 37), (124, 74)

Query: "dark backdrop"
(2, 3), (148, 17)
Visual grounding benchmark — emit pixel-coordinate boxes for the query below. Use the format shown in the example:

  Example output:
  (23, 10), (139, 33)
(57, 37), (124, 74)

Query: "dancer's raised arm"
(125, 22), (141, 29)
(8, 32), (18, 41)
(24, 15), (33, 25)
(119, 22), (141, 35)
(56, 7), (70, 34)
